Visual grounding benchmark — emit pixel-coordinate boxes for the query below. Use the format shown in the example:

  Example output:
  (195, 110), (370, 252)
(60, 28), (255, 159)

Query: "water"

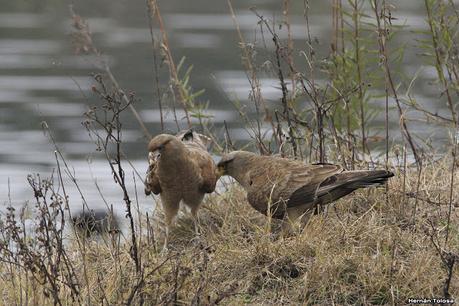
(0, 1), (454, 220)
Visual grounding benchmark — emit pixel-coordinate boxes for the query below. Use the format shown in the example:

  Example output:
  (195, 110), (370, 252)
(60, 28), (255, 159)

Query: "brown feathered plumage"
(145, 130), (214, 196)
(217, 151), (393, 223)
(145, 130), (217, 243)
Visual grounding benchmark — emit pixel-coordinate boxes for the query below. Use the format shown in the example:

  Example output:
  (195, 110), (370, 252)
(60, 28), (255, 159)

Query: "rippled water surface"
(0, 1), (454, 219)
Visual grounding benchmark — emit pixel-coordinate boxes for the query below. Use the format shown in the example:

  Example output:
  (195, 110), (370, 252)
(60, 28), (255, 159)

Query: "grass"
(1, 159), (458, 305)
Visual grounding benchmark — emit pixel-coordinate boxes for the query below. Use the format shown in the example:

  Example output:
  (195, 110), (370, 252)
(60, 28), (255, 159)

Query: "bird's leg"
(190, 207), (200, 237)
(162, 200), (180, 253)
(298, 211), (312, 229)
(161, 225), (170, 253)
(161, 217), (175, 253)
(189, 206), (206, 248)
(281, 218), (293, 237)
(284, 206), (311, 235)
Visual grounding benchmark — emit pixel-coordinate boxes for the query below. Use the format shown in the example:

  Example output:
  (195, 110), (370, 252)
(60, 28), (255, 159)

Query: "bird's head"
(148, 134), (182, 160)
(216, 151), (255, 178)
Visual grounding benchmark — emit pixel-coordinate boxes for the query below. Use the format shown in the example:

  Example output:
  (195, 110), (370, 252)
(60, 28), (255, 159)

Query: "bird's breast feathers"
(155, 145), (216, 193)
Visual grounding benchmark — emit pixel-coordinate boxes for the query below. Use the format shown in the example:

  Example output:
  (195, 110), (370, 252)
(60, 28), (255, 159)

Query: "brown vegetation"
(0, 160), (458, 305)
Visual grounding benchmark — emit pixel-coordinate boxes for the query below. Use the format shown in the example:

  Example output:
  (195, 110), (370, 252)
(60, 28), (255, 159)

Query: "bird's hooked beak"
(216, 164), (226, 178)
(149, 149), (161, 162)
(148, 144), (165, 160)
(148, 150), (161, 165)
(216, 154), (235, 177)
(148, 138), (172, 161)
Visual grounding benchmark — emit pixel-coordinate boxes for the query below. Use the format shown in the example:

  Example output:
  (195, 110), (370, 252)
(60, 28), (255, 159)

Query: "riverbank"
(1, 158), (457, 305)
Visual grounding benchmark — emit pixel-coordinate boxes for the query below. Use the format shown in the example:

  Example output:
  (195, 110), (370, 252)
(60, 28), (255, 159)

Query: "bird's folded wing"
(242, 158), (309, 217)
(187, 147), (217, 194)
(286, 164), (343, 207)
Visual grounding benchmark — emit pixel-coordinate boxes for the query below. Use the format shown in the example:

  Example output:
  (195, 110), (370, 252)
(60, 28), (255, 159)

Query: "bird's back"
(243, 156), (342, 218)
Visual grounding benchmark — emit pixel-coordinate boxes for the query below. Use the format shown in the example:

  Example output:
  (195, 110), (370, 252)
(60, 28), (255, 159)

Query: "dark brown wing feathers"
(286, 164), (342, 208)
(288, 169), (393, 208)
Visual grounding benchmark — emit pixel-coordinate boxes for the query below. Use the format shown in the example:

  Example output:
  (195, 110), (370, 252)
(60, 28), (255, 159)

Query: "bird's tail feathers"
(342, 170), (394, 188)
(315, 170), (393, 205)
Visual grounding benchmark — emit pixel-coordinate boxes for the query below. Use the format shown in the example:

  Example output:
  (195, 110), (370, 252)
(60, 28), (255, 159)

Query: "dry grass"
(1, 159), (458, 305)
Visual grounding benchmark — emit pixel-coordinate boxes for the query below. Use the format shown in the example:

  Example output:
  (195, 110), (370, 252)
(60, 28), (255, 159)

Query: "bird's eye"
(249, 180), (253, 186)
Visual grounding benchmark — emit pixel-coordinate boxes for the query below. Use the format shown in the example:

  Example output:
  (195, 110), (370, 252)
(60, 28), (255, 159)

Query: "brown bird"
(145, 130), (217, 246)
(217, 151), (393, 225)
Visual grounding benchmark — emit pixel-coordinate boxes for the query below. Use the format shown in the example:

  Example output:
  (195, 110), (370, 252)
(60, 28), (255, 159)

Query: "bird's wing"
(186, 145), (217, 194)
(286, 163), (343, 208)
(144, 152), (162, 195)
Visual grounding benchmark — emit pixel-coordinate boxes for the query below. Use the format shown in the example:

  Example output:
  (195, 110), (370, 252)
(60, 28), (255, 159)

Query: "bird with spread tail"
(217, 151), (394, 226)
(145, 130), (217, 246)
